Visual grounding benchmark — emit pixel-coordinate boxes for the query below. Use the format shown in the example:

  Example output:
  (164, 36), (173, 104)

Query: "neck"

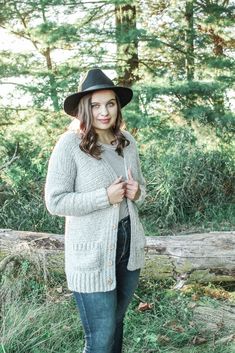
(96, 130), (115, 144)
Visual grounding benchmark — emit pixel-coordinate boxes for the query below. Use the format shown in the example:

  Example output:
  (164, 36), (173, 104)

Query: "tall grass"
(1, 253), (234, 353)
(1, 296), (83, 353)
(138, 126), (235, 234)
(0, 122), (234, 234)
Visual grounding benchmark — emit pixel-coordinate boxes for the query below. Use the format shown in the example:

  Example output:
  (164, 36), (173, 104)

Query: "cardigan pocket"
(72, 241), (102, 272)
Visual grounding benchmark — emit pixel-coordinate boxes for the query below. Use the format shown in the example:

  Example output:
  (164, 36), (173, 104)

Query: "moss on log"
(1, 229), (235, 284)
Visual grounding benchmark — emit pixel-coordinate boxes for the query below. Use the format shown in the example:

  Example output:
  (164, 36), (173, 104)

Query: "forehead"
(91, 90), (116, 102)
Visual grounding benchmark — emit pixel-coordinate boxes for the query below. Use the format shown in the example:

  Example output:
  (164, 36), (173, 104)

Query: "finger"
(128, 168), (133, 180)
(121, 181), (127, 189)
(113, 176), (123, 185)
(116, 182), (126, 190)
(126, 180), (137, 187)
(125, 191), (134, 200)
(126, 182), (138, 190)
(125, 185), (134, 193)
(126, 190), (135, 197)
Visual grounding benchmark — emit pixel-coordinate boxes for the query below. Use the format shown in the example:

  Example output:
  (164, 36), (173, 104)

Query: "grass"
(1, 296), (83, 353)
(123, 279), (235, 353)
(1, 263), (235, 353)
(141, 202), (235, 237)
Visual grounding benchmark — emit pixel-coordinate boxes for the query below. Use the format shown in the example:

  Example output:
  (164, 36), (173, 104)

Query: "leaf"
(192, 336), (207, 345)
(204, 287), (230, 300)
(157, 335), (171, 344)
(56, 286), (63, 293)
(215, 334), (235, 345)
(146, 333), (157, 343)
(170, 323), (185, 333)
(138, 302), (153, 311)
(62, 325), (70, 331)
(192, 293), (200, 301)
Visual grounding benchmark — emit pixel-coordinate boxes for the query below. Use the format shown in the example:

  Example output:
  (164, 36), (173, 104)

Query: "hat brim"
(64, 86), (133, 117)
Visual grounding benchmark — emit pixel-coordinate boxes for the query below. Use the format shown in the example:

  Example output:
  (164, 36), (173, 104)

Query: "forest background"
(0, 0), (234, 235)
(0, 1), (235, 353)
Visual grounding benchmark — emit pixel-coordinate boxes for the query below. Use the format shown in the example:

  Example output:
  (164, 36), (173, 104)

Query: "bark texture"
(144, 231), (235, 284)
(1, 229), (235, 284)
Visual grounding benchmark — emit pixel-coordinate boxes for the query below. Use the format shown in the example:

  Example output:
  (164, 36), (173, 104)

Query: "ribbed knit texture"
(101, 142), (129, 221)
(44, 130), (146, 293)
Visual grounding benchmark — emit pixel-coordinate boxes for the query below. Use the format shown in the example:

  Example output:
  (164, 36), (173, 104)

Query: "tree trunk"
(115, 3), (139, 87)
(41, 4), (60, 112)
(43, 47), (60, 112)
(185, 0), (195, 81)
(1, 229), (235, 284)
(210, 29), (225, 115)
(143, 231), (235, 284)
(193, 303), (235, 335)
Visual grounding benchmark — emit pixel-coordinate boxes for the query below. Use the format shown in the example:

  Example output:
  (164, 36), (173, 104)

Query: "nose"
(100, 105), (109, 116)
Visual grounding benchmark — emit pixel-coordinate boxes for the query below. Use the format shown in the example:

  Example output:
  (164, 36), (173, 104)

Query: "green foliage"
(0, 0), (234, 132)
(129, 280), (197, 349)
(0, 0), (234, 234)
(1, 262), (234, 353)
(30, 23), (81, 46)
(1, 111), (234, 235)
(133, 80), (235, 137)
(0, 112), (68, 232)
(0, 51), (34, 77)
(0, 2), (234, 352)
(136, 124), (235, 232)
(1, 297), (83, 353)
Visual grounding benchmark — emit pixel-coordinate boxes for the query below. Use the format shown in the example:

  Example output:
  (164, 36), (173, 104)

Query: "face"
(90, 90), (118, 132)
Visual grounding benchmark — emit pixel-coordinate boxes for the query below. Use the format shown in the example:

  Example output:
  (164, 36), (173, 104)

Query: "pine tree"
(0, 0), (116, 115)
(134, 0), (235, 137)
(115, 2), (139, 86)
(0, 0), (234, 137)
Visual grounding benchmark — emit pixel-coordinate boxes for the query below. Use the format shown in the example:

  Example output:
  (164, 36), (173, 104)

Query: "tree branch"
(0, 144), (19, 172)
(80, 3), (109, 26)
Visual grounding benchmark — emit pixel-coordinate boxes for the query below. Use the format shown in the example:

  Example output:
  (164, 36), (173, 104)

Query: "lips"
(98, 118), (111, 124)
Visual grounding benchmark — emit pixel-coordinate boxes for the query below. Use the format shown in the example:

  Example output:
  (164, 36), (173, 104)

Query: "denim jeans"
(73, 216), (140, 353)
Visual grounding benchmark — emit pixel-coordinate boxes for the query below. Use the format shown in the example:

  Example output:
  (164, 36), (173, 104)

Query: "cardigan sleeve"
(44, 133), (110, 217)
(133, 139), (146, 207)
(124, 131), (146, 207)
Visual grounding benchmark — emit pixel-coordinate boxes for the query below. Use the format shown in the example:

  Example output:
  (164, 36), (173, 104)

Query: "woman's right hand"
(107, 176), (126, 204)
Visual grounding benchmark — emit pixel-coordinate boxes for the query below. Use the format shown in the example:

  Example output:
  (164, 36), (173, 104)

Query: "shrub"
(138, 127), (235, 229)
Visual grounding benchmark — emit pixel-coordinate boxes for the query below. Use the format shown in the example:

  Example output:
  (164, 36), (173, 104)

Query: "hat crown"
(64, 67), (133, 117)
(79, 68), (114, 92)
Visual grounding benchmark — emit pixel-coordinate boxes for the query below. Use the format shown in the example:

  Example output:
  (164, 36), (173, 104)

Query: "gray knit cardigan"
(44, 130), (146, 293)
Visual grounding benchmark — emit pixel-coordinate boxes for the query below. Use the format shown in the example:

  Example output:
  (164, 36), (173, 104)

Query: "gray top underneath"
(101, 142), (129, 221)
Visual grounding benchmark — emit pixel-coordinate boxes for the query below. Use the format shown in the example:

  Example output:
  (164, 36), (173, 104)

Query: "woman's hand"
(107, 176), (126, 204)
(125, 169), (141, 201)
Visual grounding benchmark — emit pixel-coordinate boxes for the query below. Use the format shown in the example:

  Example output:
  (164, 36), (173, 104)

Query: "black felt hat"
(64, 68), (133, 117)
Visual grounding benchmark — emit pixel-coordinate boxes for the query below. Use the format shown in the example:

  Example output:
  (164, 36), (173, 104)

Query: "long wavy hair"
(76, 92), (130, 159)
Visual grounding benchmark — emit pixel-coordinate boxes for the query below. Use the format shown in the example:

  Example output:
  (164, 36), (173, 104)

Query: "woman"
(45, 68), (146, 353)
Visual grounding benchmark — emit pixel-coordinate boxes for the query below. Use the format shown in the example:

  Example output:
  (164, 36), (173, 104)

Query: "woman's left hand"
(125, 168), (141, 201)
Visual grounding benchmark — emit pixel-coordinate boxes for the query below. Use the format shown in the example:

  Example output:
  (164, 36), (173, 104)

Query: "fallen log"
(143, 231), (235, 285)
(193, 303), (235, 335)
(0, 229), (235, 284)
(190, 302), (235, 344)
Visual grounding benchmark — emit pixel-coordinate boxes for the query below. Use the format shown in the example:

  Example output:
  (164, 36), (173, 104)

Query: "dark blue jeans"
(73, 216), (140, 353)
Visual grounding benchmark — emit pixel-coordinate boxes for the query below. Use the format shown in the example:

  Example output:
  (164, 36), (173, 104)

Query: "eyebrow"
(91, 98), (116, 104)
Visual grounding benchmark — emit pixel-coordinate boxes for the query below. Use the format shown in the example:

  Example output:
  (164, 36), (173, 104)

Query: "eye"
(107, 102), (115, 107)
(91, 104), (99, 109)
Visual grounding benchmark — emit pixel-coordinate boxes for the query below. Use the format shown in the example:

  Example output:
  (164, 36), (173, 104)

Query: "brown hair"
(76, 92), (130, 159)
